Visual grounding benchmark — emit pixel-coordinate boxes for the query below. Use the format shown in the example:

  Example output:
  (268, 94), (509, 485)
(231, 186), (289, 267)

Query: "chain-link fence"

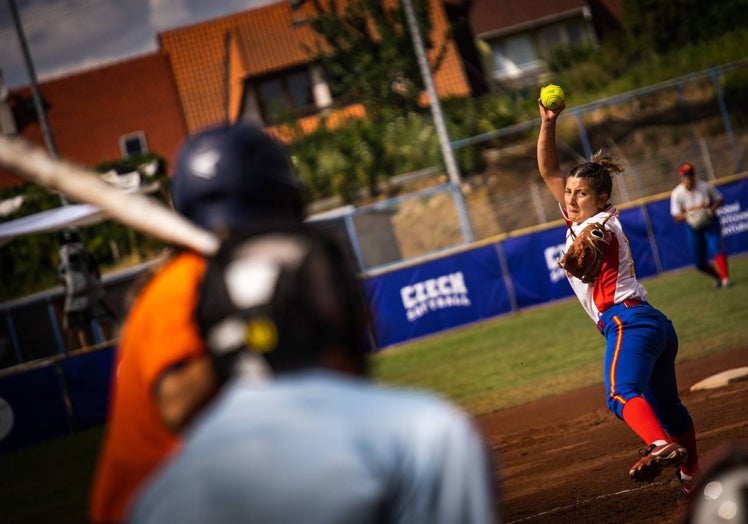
(2, 61), (748, 368)
(339, 60), (748, 273)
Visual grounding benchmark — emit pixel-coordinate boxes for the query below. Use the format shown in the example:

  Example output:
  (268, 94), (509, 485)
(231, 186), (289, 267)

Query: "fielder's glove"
(685, 208), (713, 230)
(558, 217), (614, 284)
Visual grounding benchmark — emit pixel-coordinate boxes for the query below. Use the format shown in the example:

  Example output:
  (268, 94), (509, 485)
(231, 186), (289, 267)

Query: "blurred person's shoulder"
(127, 250), (207, 312)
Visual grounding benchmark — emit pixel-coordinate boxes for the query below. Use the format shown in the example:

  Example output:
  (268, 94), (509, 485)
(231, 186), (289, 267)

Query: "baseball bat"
(0, 135), (219, 255)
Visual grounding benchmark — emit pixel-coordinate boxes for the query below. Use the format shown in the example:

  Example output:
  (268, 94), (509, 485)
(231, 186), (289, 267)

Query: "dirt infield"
(479, 346), (748, 524)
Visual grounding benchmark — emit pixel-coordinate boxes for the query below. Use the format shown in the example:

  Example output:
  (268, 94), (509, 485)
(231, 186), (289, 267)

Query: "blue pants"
(686, 218), (723, 271)
(598, 301), (693, 437)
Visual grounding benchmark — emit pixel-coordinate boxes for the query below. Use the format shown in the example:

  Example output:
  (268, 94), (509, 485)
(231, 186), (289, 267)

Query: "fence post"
(46, 298), (66, 355)
(571, 109), (592, 159)
(3, 310), (24, 364)
(529, 182), (547, 224)
(343, 212), (367, 273)
(710, 68), (744, 173)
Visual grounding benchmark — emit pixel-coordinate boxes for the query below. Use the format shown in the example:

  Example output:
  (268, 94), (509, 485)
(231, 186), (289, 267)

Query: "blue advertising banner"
(61, 346), (115, 430)
(647, 198), (689, 272)
(719, 178), (748, 253)
(0, 363), (71, 453)
(501, 225), (573, 309)
(617, 207), (659, 279)
(363, 244), (510, 348)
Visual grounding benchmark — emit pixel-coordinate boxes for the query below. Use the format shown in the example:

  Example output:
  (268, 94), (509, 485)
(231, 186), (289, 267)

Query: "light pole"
(290, 0), (474, 242)
(399, 0), (473, 242)
(7, 0), (67, 204)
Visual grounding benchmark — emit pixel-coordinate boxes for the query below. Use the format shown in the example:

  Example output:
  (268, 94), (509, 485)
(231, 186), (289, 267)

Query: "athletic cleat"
(629, 442), (688, 482)
(676, 469), (695, 505)
(721, 278), (733, 288)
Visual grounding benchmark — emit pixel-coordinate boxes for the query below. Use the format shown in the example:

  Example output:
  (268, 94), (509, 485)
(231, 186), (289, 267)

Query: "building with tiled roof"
(158, 0), (472, 136)
(469, 0), (622, 87)
(0, 0), (625, 194)
(0, 52), (187, 189)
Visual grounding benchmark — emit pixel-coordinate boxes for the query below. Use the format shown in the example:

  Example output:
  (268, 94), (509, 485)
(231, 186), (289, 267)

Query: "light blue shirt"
(128, 369), (498, 524)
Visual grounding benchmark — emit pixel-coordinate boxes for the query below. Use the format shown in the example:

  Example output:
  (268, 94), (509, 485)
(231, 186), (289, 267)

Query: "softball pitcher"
(537, 99), (698, 500)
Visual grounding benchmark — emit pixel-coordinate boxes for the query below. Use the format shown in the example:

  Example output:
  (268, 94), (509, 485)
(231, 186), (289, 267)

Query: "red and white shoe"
(629, 442), (688, 482)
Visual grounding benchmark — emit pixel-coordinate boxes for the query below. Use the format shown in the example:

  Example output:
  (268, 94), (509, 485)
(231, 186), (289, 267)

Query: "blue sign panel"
(61, 346), (115, 429)
(363, 244), (510, 348)
(501, 224), (574, 309)
(617, 207), (658, 279)
(716, 178), (748, 254)
(0, 364), (71, 453)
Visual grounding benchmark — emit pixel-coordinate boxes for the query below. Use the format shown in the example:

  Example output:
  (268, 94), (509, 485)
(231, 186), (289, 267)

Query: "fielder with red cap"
(670, 163), (732, 288)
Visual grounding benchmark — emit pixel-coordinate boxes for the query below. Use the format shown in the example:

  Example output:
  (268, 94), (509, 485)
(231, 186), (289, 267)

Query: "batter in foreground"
(128, 228), (499, 524)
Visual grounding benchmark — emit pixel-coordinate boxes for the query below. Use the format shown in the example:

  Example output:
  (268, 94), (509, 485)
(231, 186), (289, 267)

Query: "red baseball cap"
(678, 163), (695, 176)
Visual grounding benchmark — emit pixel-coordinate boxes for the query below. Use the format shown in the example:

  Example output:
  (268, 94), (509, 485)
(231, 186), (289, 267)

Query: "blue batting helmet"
(171, 122), (304, 233)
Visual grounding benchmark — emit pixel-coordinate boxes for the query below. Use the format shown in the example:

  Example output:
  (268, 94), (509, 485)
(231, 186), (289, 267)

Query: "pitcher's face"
(564, 177), (608, 222)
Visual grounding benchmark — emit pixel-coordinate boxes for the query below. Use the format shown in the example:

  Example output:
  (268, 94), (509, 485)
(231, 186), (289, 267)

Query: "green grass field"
(1, 253), (747, 522)
(371, 252), (748, 415)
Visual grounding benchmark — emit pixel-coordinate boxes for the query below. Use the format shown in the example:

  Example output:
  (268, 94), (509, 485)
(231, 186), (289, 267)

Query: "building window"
(253, 67), (316, 124)
(540, 19), (593, 54)
(489, 34), (544, 80)
(540, 25), (564, 50)
(119, 132), (148, 157)
(566, 20), (588, 45)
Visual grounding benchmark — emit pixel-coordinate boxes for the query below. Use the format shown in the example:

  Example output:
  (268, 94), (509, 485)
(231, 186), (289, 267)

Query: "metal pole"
(8, 0), (58, 158)
(709, 67), (744, 173)
(8, 0), (67, 204)
(400, 0), (473, 242)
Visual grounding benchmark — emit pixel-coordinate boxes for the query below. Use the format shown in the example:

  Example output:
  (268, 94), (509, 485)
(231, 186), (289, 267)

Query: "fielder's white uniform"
(128, 369), (498, 524)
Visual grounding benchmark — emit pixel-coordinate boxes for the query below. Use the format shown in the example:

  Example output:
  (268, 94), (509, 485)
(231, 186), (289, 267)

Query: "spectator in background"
(88, 121), (306, 523)
(128, 227), (499, 524)
(57, 228), (116, 349)
(670, 163), (732, 288)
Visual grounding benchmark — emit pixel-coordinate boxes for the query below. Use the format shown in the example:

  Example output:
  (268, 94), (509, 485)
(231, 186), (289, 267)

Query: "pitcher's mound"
(690, 366), (748, 391)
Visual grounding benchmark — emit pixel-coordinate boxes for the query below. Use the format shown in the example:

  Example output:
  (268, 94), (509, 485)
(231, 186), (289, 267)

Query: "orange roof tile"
(159, 0), (470, 136)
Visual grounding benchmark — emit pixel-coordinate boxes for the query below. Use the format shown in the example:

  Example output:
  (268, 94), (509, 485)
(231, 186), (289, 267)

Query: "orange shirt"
(88, 251), (207, 523)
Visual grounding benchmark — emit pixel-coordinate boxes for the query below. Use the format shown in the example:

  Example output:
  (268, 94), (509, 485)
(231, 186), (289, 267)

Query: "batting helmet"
(171, 122), (304, 233)
(196, 227), (371, 381)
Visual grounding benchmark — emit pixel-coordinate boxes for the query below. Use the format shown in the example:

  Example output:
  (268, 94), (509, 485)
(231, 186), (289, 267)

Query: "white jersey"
(128, 370), (498, 524)
(670, 180), (722, 215)
(562, 205), (648, 323)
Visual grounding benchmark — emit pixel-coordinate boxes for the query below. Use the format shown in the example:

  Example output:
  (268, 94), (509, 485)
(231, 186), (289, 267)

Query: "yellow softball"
(540, 84), (565, 110)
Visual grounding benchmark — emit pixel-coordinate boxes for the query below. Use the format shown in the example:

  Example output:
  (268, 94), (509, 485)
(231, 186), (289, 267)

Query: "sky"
(0, 0), (276, 89)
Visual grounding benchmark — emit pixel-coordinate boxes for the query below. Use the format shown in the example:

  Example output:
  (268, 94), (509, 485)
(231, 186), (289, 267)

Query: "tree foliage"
(0, 154), (170, 302)
(622, 0), (748, 55)
(304, 0), (447, 119)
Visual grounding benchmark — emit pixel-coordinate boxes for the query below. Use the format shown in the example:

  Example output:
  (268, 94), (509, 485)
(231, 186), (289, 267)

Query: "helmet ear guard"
(196, 227), (370, 382)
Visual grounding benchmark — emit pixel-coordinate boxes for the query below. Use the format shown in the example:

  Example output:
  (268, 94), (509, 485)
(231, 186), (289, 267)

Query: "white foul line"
(507, 479), (671, 523)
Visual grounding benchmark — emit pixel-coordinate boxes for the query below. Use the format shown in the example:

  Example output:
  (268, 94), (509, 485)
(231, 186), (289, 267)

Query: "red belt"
(622, 299), (644, 308)
(597, 299), (647, 332)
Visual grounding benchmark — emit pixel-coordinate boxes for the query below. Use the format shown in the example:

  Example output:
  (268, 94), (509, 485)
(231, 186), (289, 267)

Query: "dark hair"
(568, 149), (627, 199)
